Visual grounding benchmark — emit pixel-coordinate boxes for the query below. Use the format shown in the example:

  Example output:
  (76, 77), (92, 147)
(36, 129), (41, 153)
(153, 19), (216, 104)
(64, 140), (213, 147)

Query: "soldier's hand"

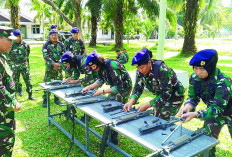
(93, 90), (103, 97)
(181, 112), (197, 123)
(138, 103), (151, 112)
(62, 77), (72, 84)
(82, 86), (90, 94)
(123, 102), (133, 112)
(69, 80), (78, 84)
(13, 100), (21, 112)
(178, 104), (193, 117)
(53, 63), (61, 70)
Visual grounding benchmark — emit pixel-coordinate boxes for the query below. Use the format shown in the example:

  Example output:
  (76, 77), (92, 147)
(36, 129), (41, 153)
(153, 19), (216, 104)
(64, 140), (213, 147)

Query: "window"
(32, 25), (40, 34)
(102, 30), (108, 35)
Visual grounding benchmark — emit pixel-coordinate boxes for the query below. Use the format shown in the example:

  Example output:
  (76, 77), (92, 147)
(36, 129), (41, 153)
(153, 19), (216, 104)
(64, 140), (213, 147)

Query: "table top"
(39, 83), (219, 157)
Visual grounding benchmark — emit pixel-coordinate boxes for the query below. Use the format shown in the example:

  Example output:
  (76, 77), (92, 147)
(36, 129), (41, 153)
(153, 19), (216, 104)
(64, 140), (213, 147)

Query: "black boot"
(28, 93), (36, 100)
(111, 130), (119, 145)
(42, 98), (47, 108)
(19, 90), (23, 97)
(54, 97), (61, 105)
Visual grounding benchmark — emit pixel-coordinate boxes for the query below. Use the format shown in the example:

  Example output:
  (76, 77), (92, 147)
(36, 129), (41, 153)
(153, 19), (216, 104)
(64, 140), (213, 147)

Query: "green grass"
(13, 40), (232, 157)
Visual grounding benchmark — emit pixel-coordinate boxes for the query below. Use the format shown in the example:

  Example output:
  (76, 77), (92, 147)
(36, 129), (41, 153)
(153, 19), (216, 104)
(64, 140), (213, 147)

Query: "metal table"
(39, 83), (219, 157)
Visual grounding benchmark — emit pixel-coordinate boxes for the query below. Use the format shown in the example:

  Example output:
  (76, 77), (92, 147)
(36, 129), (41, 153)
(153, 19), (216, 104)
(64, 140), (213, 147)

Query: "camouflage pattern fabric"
(0, 54), (16, 157)
(64, 37), (85, 55)
(185, 68), (232, 139)
(116, 53), (128, 64)
(42, 41), (65, 99)
(8, 40), (32, 93)
(71, 56), (98, 87)
(123, 51), (129, 62)
(96, 60), (132, 103)
(131, 61), (185, 120)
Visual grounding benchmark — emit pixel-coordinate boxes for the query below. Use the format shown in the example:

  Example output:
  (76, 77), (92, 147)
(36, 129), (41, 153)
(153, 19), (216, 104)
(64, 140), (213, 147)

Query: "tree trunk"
(114, 0), (123, 49)
(10, 1), (20, 29)
(89, 13), (97, 47)
(181, 0), (199, 55)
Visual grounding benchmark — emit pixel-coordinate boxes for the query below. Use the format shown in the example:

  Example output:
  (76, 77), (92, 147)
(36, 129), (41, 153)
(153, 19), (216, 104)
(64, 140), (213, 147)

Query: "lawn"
(13, 40), (232, 157)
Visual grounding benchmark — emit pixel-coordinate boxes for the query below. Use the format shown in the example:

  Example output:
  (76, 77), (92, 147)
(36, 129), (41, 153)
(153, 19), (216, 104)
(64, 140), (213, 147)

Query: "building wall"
(96, 29), (112, 40)
(26, 24), (44, 40)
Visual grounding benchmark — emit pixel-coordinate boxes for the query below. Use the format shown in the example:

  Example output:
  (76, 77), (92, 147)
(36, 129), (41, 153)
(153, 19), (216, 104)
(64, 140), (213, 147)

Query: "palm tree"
(8, 0), (21, 29)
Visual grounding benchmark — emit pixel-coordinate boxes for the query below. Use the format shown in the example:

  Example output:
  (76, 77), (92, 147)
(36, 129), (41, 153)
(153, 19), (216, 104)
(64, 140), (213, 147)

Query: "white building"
(0, 9), (47, 40)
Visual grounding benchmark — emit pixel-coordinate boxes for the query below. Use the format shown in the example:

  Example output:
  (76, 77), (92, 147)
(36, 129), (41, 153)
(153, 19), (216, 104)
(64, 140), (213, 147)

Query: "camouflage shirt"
(42, 41), (65, 71)
(64, 37), (85, 55)
(0, 54), (16, 111)
(131, 61), (184, 108)
(116, 53), (127, 64)
(71, 56), (98, 87)
(185, 68), (232, 120)
(96, 59), (132, 94)
(8, 40), (30, 68)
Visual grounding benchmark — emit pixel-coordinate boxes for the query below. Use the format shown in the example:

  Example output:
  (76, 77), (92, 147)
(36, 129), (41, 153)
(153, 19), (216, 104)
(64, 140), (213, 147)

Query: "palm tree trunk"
(9, 1), (20, 29)
(181, 0), (199, 55)
(89, 14), (97, 46)
(114, 0), (123, 49)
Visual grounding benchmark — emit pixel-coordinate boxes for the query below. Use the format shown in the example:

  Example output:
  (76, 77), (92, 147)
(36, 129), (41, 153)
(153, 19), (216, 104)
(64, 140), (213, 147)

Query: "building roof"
(0, 9), (41, 25)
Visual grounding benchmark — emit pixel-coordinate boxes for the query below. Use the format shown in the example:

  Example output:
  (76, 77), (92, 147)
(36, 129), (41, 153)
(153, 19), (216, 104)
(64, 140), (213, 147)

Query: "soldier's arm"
(184, 74), (200, 108)
(130, 69), (145, 101)
(149, 63), (176, 108)
(197, 79), (231, 120)
(81, 71), (98, 87)
(0, 63), (16, 111)
(80, 40), (85, 55)
(64, 39), (69, 50)
(42, 43), (55, 70)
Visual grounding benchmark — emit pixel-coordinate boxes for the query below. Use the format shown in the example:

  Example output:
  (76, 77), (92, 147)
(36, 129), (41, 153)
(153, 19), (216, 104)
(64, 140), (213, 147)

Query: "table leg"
(99, 126), (110, 157)
(200, 148), (210, 157)
(47, 90), (51, 126)
(86, 114), (90, 151)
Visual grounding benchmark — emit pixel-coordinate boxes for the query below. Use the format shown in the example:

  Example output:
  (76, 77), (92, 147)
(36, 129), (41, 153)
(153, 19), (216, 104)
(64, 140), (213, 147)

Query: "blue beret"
(51, 24), (57, 29)
(61, 51), (74, 63)
(132, 48), (150, 66)
(190, 49), (216, 67)
(13, 29), (21, 36)
(49, 29), (58, 36)
(85, 50), (100, 66)
(71, 27), (79, 33)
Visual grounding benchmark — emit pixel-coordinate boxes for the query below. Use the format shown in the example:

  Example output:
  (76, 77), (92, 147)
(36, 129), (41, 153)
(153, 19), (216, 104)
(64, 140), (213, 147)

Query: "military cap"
(13, 29), (22, 36)
(0, 26), (17, 40)
(49, 29), (58, 36)
(71, 27), (79, 33)
(61, 51), (74, 63)
(190, 49), (218, 75)
(132, 48), (150, 66)
(51, 24), (57, 29)
(85, 50), (99, 66)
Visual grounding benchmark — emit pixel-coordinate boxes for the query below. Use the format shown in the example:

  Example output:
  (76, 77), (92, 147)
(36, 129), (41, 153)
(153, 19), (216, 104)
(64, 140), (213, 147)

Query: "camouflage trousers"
(12, 66), (32, 93)
(155, 95), (185, 120)
(204, 116), (232, 157)
(0, 108), (15, 157)
(42, 69), (63, 99)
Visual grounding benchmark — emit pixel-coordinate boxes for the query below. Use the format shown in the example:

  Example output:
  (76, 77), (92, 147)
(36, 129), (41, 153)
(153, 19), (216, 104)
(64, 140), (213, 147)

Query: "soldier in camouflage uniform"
(178, 49), (232, 156)
(64, 27), (85, 78)
(61, 51), (98, 87)
(47, 24), (66, 44)
(0, 26), (21, 157)
(122, 48), (129, 62)
(42, 29), (65, 107)
(8, 29), (36, 100)
(82, 50), (132, 144)
(123, 48), (185, 120)
(116, 50), (127, 64)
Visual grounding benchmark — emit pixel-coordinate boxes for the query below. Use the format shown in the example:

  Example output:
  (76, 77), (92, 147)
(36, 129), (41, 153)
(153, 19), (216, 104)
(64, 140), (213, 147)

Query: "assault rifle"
(146, 128), (207, 157)
(71, 94), (94, 101)
(139, 116), (181, 135)
(36, 83), (80, 91)
(102, 103), (124, 112)
(72, 96), (115, 105)
(65, 90), (95, 98)
(45, 80), (63, 86)
(95, 110), (154, 128)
